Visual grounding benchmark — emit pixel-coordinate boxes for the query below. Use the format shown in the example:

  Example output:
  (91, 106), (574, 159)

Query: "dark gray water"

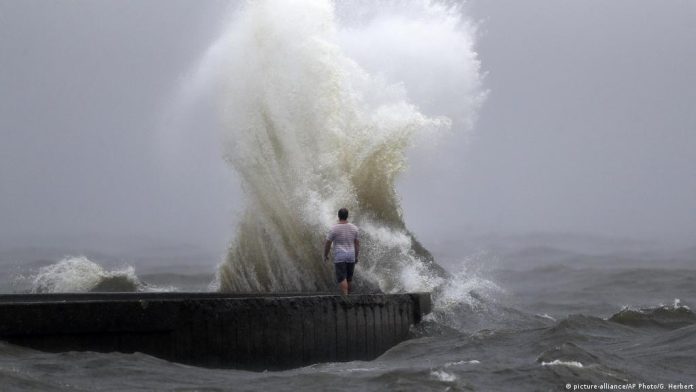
(1, 239), (694, 391)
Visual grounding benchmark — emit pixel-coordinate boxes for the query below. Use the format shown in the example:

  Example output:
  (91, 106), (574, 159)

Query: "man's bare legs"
(339, 279), (349, 295)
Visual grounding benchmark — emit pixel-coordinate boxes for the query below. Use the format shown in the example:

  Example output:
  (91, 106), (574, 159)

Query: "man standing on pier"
(324, 208), (360, 295)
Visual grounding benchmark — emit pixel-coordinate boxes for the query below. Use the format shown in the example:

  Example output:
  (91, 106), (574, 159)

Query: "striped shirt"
(326, 223), (359, 263)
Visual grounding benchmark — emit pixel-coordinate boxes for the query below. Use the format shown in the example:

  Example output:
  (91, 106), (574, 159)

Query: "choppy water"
(1, 243), (695, 391)
(1, 1), (693, 390)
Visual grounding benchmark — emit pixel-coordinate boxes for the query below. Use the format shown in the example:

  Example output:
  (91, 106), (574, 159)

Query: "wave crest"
(205, 0), (483, 293)
(609, 300), (696, 329)
(27, 256), (168, 293)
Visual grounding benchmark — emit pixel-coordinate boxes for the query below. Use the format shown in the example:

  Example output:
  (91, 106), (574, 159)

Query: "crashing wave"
(28, 256), (168, 293)
(190, 0), (485, 293)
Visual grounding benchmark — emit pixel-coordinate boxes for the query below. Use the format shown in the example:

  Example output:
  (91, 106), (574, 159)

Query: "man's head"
(338, 208), (349, 221)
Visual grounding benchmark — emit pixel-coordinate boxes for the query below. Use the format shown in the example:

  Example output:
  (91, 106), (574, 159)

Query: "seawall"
(0, 292), (431, 370)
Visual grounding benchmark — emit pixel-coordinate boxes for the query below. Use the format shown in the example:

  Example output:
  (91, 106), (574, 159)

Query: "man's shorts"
(334, 262), (355, 283)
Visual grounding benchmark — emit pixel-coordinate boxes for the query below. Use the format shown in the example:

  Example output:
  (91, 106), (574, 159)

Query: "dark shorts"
(334, 262), (355, 283)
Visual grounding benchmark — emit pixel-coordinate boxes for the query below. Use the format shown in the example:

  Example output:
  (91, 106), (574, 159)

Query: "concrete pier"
(0, 292), (431, 370)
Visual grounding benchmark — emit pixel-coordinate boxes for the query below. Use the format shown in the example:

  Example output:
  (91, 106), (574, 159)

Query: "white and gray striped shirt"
(326, 223), (359, 263)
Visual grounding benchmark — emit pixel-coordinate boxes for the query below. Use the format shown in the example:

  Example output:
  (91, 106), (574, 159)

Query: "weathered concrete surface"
(0, 292), (431, 370)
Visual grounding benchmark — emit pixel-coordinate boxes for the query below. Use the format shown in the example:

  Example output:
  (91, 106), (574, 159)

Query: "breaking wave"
(186, 0), (484, 293)
(26, 256), (172, 293)
(608, 299), (696, 329)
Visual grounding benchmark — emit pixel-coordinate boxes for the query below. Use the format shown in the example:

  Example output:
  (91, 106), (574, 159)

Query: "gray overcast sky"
(1, 1), (695, 254)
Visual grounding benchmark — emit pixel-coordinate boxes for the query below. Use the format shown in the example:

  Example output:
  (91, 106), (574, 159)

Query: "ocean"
(1, 0), (693, 390)
(1, 238), (694, 391)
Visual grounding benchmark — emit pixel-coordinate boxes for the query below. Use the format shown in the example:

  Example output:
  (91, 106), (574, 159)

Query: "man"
(324, 208), (359, 295)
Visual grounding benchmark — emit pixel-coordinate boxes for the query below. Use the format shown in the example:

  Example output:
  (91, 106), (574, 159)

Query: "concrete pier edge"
(0, 292), (432, 370)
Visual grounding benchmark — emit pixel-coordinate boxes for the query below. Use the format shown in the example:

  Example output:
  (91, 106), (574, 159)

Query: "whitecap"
(445, 360), (480, 367)
(28, 256), (174, 293)
(430, 369), (457, 382)
(541, 360), (584, 368)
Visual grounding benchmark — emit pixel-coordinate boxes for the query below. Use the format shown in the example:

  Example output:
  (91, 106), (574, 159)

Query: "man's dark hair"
(338, 208), (349, 220)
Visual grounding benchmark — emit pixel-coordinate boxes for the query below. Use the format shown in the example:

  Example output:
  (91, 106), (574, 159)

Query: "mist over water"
(186, 0), (485, 294)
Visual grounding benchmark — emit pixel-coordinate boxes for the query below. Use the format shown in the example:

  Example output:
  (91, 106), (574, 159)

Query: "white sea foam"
(445, 360), (480, 367)
(430, 369), (458, 382)
(674, 298), (690, 309)
(435, 269), (503, 309)
(541, 360), (584, 369)
(28, 256), (173, 293)
(536, 313), (557, 322)
(342, 367), (376, 373)
(30, 256), (141, 293)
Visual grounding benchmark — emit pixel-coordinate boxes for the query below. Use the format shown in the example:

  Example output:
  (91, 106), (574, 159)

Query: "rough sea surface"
(1, 240), (694, 392)
(1, 1), (693, 390)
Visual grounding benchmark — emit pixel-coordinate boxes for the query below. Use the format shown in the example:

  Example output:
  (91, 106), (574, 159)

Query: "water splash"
(177, 0), (485, 293)
(24, 256), (174, 293)
(28, 256), (142, 293)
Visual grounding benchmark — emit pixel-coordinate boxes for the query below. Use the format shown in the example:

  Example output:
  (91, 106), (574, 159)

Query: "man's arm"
(354, 239), (360, 263)
(324, 240), (332, 262)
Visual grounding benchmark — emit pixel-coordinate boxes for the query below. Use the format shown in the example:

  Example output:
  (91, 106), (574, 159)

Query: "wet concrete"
(0, 292), (431, 370)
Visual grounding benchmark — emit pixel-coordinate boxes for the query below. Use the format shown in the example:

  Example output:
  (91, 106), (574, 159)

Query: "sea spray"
(187, 0), (484, 292)
(22, 256), (175, 293)
(29, 256), (142, 293)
